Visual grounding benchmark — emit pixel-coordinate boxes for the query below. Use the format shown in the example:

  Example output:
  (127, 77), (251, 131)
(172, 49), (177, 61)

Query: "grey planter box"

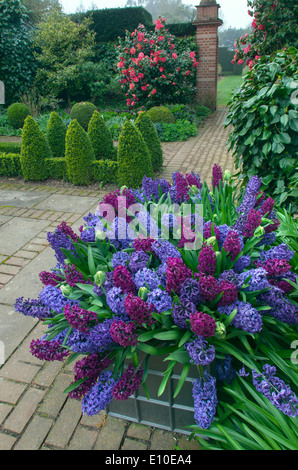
(107, 356), (198, 435)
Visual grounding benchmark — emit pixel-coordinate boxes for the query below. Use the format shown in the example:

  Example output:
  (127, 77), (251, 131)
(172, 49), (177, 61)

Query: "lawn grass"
(217, 75), (244, 107)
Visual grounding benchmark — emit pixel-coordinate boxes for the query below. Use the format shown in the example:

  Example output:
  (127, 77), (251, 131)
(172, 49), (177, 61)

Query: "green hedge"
(218, 47), (243, 75)
(147, 22), (196, 37)
(0, 153), (22, 177)
(45, 158), (68, 180)
(92, 159), (119, 184)
(0, 142), (21, 154)
(70, 7), (152, 43)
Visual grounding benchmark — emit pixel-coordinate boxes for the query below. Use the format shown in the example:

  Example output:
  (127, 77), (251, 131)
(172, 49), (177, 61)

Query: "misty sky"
(59, 0), (251, 30)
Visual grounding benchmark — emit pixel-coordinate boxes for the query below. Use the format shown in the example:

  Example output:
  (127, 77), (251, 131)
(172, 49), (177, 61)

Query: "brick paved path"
(0, 107), (234, 450)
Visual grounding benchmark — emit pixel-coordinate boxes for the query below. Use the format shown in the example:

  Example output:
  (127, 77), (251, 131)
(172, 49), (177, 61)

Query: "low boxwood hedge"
(0, 153), (22, 177)
(45, 158), (68, 181)
(92, 159), (119, 184)
(0, 142), (21, 154)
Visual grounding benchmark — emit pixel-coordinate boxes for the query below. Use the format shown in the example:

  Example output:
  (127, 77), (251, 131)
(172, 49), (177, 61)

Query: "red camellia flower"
(130, 47), (136, 54)
(172, 53), (177, 59)
(189, 51), (196, 58)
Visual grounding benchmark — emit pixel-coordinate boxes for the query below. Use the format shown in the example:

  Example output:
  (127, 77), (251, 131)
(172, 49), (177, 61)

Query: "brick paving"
(0, 107), (234, 450)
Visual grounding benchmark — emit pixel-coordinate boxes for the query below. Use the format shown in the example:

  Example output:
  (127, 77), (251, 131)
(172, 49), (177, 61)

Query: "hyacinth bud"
(94, 271), (107, 287)
(138, 286), (149, 300)
(95, 230), (105, 240)
(120, 185), (128, 194)
(254, 225), (265, 237)
(189, 185), (200, 195)
(60, 285), (73, 297)
(206, 236), (217, 247)
(223, 170), (231, 182)
(214, 321), (226, 339)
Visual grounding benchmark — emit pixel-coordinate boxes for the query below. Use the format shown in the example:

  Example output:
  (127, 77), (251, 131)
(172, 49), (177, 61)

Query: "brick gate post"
(193, 0), (223, 110)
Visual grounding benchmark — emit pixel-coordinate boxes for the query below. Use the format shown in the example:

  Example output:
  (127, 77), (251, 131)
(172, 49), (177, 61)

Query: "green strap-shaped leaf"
(173, 363), (191, 398)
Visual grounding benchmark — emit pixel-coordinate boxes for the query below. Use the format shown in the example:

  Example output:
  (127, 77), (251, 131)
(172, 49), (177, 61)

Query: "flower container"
(107, 356), (197, 434)
(15, 168), (298, 443)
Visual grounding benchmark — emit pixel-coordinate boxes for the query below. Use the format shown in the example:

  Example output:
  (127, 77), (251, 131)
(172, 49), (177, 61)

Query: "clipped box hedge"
(0, 153), (22, 177)
(45, 158), (68, 181)
(92, 159), (119, 184)
(0, 142), (21, 154)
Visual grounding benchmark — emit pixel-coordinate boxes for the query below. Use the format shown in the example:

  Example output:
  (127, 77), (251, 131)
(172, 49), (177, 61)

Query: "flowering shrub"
(15, 167), (298, 436)
(232, 0), (298, 69)
(115, 18), (198, 109)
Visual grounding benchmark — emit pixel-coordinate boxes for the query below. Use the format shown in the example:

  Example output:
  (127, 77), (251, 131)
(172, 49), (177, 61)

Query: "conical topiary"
(46, 111), (67, 158)
(135, 111), (163, 171)
(20, 116), (51, 181)
(87, 110), (116, 160)
(65, 119), (94, 185)
(117, 121), (154, 188)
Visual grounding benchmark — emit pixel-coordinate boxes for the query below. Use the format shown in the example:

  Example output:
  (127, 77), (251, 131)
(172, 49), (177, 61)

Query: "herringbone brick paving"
(0, 107), (234, 450)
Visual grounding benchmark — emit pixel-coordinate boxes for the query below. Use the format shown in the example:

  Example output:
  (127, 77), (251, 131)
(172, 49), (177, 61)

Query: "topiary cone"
(20, 115), (51, 181)
(87, 110), (116, 160)
(65, 119), (94, 185)
(46, 111), (67, 158)
(135, 111), (163, 171)
(117, 121), (154, 188)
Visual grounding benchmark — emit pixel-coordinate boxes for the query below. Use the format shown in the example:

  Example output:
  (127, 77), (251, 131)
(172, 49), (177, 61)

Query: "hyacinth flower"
(252, 364), (298, 418)
(15, 168), (298, 438)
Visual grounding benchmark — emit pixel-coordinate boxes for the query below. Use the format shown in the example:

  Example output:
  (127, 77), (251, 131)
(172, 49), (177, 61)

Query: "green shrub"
(7, 103), (31, 129)
(92, 159), (119, 184)
(65, 119), (94, 185)
(0, 142), (21, 154)
(87, 110), (116, 160)
(70, 102), (97, 131)
(154, 119), (198, 142)
(46, 112), (67, 158)
(45, 158), (68, 180)
(147, 106), (175, 124)
(20, 116), (51, 181)
(135, 111), (163, 171)
(0, 153), (22, 177)
(117, 121), (154, 188)
(225, 47), (298, 212)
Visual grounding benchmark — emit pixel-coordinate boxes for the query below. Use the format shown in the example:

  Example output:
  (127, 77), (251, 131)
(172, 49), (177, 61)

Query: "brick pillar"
(193, 0), (223, 110)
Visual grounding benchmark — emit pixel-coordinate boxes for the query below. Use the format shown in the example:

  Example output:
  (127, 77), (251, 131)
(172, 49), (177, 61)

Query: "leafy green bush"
(117, 121), (154, 188)
(0, 142), (21, 154)
(155, 119), (198, 141)
(0, 153), (22, 177)
(92, 159), (119, 184)
(20, 116), (51, 180)
(65, 119), (94, 185)
(105, 115), (133, 140)
(46, 112), (67, 158)
(0, 0), (36, 105)
(147, 106), (176, 124)
(135, 111), (163, 171)
(168, 103), (211, 126)
(7, 103), (31, 129)
(45, 158), (68, 181)
(225, 47), (298, 212)
(0, 112), (22, 136)
(70, 102), (97, 131)
(87, 110), (116, 160)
